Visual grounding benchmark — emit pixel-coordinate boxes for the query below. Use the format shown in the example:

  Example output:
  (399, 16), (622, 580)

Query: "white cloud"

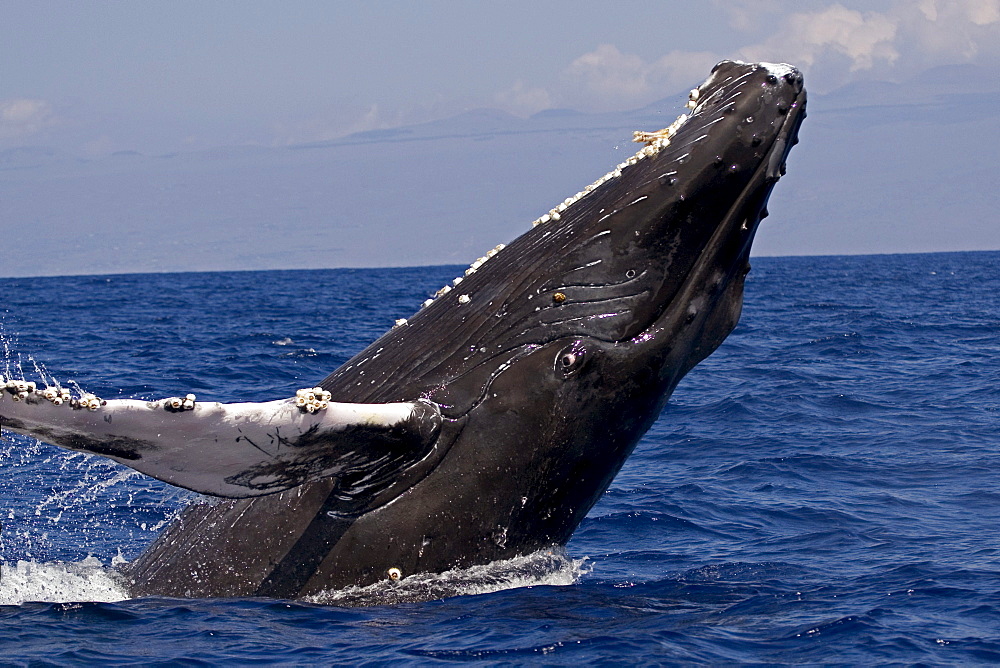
(559, 44), (719, 111)
(565, 44), (650, 103)
(0, 99), (55, 139)
(727, 0), (1000, 90)
(488, 0), (1000, 118)
(494, 81), (552, 117)
(904, 0), (1000, 61)
(921, 0), (1000, 25)
(740, 4), (900, 73)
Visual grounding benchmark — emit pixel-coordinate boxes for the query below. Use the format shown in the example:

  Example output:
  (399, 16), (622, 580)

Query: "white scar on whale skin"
(0, 375), (435, 499)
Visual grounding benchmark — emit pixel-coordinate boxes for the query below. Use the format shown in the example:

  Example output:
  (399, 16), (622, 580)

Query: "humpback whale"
(1, 61), (806, 599)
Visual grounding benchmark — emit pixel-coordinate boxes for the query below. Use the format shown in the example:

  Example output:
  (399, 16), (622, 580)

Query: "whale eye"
(555, 343), (587, 377)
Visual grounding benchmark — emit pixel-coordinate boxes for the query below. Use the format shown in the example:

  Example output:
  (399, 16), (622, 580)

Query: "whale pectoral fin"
(0, 390), (442, 498)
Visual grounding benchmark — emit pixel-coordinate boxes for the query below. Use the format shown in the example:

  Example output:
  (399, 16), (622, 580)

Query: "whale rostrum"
(1, 61), (806, 599)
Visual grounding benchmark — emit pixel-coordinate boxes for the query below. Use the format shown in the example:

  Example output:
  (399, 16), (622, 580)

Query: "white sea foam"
(0, 556), (129, 606)
(306, 548), (590, 607)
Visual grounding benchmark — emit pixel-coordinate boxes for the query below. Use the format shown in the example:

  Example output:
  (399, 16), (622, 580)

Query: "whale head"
(306, 60), (807, 567)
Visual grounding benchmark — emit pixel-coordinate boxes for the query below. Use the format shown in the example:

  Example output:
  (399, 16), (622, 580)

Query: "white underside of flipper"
(0, 383), (440, 498)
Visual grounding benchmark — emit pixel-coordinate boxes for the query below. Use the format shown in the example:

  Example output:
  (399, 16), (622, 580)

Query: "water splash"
(307, 548), (590, 607)
(0, 556), (129, 605)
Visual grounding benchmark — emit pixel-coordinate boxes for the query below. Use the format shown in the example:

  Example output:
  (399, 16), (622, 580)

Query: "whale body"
(1, 61), (806, 599)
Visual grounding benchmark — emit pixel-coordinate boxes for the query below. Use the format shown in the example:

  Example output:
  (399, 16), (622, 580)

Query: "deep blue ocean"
(1, 251), (998, 665)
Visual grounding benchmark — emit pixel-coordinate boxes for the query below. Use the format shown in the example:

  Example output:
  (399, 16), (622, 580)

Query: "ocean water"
(1, 251), (998, 664)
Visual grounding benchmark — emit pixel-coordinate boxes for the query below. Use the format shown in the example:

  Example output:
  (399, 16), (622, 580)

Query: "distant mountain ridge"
(1, 65), (996, 278)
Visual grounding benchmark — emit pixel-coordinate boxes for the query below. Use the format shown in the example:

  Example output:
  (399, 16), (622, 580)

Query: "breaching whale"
(1, 61), (806, 599)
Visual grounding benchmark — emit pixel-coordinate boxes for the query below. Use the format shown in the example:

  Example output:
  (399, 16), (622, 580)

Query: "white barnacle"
(422, 298), (434, 308)
(452, 276), (463, 286)
(550, 211), (561, 221)
(688, 87), (700, 109)
(458, 294), (471, 304)
(434, 285), (452, 297)
(394, 318), (408, 327)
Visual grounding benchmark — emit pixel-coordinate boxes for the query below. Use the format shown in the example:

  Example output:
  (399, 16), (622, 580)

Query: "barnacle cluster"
(295, 386), (331, 414)
(76, 393), (104, 411)
(0, 374), (104, 410)
(164, 393), (197, 412)
(41, 385), (73, 406)
(1, 377), (36, 401)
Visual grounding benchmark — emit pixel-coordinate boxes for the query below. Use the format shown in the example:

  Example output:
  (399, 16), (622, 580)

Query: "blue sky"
(1, 1), (998, 275)
(4, 0), (997, 155)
